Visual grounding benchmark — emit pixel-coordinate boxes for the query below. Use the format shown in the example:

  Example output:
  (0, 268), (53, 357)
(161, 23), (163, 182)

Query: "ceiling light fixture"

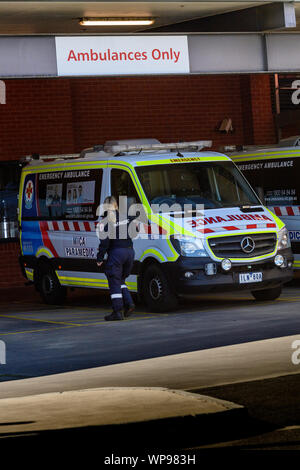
(79, 17), (155, 26)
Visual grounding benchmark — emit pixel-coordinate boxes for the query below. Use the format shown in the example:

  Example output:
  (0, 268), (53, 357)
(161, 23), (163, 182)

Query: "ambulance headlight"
(171, 236), (207, 257)
(221, 258), (232, 271)
(274, 254), (284, 267)
(277, 227), (291, 251)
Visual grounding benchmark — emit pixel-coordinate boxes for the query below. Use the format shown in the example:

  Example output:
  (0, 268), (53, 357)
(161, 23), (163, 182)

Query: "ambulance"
(228, 138), (300, 275)
(18, 139), (293, 312)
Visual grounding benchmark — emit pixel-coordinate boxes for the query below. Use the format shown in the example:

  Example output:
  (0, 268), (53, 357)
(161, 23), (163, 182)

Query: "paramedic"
(96, 195), (136, 321)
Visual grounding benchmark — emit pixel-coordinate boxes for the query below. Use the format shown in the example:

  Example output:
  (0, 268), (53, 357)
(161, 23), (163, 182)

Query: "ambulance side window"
(62, 169), (102, 221)
(111, 169), (140, 204)
(36, 169), (102, 220)
(37, 174), (63, 219)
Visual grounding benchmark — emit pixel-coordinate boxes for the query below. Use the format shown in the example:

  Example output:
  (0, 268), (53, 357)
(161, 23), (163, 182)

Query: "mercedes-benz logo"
(241, 236), (255, 253)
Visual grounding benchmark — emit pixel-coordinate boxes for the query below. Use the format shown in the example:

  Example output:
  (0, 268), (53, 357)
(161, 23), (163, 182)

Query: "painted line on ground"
(0, 325), (80, 336)
(0, 313), (160, 335)
(0, 314), (82, 327)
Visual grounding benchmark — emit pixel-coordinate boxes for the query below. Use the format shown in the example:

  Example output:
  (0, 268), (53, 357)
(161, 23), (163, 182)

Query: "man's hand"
(97, 261), (103, 267)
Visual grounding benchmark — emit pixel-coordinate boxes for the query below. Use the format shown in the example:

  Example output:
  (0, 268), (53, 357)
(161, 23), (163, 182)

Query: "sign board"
(55, 36), (190, 76)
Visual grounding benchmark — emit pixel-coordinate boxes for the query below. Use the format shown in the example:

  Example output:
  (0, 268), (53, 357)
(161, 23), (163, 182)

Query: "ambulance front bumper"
(166, 249), (294, 294)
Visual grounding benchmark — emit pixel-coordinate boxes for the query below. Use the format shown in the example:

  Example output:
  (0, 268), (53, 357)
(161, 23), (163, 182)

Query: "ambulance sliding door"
(109, 167), (143, 291)
(57, 168), (104, 283)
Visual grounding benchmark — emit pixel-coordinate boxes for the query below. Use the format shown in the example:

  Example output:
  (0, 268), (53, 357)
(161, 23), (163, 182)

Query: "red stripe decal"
(197, 228), (214, 234)
(246, 224), (257, 229)
(287, 207), (294, 216)
(63, 221), (70, 231)
(73, 221), (80, 231)
(158, 225), (167, 235)
(84, 221), (91, 232)
(53, 221), (59, 231)
(267, 223), (276, 228)
(39, 221), (59, 257)
(224, 226), (239, 231)
(274, 207), (282, 216)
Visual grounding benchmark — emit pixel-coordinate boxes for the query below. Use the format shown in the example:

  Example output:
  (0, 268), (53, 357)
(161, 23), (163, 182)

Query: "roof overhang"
(0, 1), (299, 35)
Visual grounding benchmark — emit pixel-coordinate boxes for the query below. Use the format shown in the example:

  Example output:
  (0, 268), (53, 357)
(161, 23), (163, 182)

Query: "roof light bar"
(104, 141), (212, 154)
(79, 17), (155, 26)
(24, 153), (80, 162)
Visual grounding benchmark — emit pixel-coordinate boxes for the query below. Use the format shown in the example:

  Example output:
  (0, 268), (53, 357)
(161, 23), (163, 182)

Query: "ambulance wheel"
(251, 286), (282, 301)
(142, 264), (178, 312)
(37, 266), (67, 305)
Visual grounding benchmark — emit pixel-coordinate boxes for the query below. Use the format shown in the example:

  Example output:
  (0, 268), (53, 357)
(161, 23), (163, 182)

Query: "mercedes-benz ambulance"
(229, 140), (300, 275)
(18, 139), (293, 311)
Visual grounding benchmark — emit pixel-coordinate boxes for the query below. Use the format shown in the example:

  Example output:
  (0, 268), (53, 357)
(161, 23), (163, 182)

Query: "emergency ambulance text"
(238, 160), (294, 171)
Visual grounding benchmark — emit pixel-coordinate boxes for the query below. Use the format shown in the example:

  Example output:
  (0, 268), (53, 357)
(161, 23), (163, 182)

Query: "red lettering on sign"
(152, 49), (161, 60)
(67, 49), (77, 61)
(90, 49), (98, 61)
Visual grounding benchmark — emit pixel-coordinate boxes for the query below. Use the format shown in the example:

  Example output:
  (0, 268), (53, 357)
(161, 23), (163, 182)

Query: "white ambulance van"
(229, 139), (300, 275)
(18, 139), (293, 311)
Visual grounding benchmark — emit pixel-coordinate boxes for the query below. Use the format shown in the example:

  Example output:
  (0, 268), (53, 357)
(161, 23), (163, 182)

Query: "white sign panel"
(55, 36), (190, 76)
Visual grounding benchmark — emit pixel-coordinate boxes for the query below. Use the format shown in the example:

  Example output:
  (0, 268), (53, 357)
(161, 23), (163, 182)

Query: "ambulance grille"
(208, 233), (277, 259)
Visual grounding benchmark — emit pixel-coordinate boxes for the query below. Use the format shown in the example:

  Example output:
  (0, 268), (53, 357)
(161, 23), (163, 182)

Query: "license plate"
(239, 272), (262, 284)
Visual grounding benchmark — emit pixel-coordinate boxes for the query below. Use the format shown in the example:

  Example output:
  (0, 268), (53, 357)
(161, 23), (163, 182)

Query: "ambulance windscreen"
(136, 161), (260, 213)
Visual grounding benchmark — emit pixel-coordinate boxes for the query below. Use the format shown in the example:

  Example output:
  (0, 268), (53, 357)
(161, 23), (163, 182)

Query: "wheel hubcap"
(149, 276), (163, 300)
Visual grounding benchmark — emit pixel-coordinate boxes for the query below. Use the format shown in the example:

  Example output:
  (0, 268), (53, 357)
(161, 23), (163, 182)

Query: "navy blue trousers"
(105, 247), (135, 312)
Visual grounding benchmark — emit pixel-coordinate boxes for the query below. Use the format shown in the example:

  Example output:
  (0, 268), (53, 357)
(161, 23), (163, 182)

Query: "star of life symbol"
(25, 179), (34, 209)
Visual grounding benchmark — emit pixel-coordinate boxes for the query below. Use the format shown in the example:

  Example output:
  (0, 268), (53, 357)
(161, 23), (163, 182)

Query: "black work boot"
(105, 311), (124, 321)
(124, 304), (135, 318)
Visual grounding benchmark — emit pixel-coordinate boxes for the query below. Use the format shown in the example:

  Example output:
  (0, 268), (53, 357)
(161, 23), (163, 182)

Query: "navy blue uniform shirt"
(97, 212), (138, 262)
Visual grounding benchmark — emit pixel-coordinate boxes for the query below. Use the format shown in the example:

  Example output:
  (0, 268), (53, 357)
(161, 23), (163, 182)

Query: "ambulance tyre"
(37, 265), (67, 305)
(142, 264), (179, 312)
(251, 285), (282, 301)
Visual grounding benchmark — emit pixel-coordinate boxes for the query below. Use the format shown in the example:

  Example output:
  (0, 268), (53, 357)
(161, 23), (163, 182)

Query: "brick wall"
(0, 242), (24, 288)
(0, 79), (75, 160)
(69, 75), (245, 151)
(0, 74), (277, 162)
(249, 75), (277, 145)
